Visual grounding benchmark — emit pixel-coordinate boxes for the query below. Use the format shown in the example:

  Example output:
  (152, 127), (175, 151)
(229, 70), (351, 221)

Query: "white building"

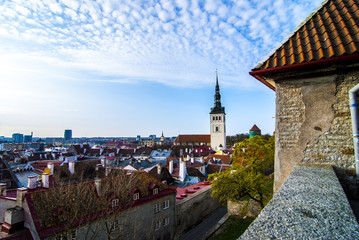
(210, 72), (226, 151)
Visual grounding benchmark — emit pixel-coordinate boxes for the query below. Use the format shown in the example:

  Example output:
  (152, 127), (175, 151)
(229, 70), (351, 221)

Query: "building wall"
(44, 193), (176, 240)
(273, 67), (359, 192)
(174, 186), (221, 239)
(210, 113), (226, 151)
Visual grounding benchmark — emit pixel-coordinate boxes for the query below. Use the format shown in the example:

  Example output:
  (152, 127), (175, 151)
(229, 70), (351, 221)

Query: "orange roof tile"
(251, 0), (359, 90)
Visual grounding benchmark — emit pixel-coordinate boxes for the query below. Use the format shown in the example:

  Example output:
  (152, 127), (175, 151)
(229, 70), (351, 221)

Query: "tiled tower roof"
(250, 124), (261, 132)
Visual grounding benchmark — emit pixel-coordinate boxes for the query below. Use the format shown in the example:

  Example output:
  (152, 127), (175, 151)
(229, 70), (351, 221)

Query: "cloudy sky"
(0, 0), (323, 138)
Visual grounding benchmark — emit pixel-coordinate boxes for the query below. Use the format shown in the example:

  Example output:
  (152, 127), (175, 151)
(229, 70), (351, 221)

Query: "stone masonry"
(273, 66), (359, 192)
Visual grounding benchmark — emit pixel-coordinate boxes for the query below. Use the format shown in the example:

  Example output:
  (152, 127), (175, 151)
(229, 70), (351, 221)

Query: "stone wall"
(227, 200), (261, 218)
(174, 186), (221, 239)
(273, 67), (359, 192)
(240, 165), (359, 240)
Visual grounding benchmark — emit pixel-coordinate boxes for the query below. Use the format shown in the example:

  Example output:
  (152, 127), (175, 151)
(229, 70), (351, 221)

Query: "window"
(55, 233), (67, 240)
(133, 192), (140, 201)
(112, 220), (120, 231)
(212, 116), (215, 121)
(154, 203), (160, 213)
(112, 199), (119, 207)
(219, 116), (221, 120)
(163, 217), (169, 226)
(163, 200), (169, 210)
(153, 220), (161, 231)
(153, 188), (158, 195)
(70, 230), (76, 240)
(215, 126), (219, 132)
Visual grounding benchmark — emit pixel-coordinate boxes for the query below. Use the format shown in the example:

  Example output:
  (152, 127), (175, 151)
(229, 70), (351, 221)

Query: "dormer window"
(112, 199), (119, 207)
(133, 192), (140, 201)
(149, 183), (159, 195)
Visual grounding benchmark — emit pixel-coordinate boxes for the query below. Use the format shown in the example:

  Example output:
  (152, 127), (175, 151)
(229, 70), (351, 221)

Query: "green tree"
(209, 135), (274, 208)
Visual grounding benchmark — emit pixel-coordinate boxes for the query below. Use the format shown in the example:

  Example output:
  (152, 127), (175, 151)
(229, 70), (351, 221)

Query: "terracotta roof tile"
(252, 0), (359, 71)
(174, 134), (210, 144)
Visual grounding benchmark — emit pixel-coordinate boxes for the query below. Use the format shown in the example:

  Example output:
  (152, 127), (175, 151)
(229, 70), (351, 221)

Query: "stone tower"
(210, 71), (226, 151)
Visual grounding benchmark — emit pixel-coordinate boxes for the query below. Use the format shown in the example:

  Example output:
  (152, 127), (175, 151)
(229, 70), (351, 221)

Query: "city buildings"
(64, 129), (72, 142)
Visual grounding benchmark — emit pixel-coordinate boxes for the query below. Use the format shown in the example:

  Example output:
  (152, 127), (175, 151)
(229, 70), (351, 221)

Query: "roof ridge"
(253, 0), (331, 70)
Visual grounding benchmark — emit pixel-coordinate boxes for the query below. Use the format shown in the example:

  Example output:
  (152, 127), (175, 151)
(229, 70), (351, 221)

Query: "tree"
(209, 135), (274, 208)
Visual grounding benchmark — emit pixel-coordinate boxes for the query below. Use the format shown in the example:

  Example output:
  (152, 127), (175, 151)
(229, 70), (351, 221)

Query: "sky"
(0, 0), (324, 138)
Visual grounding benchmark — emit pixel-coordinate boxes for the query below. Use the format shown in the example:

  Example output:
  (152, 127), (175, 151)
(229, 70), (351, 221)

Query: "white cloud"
(49, 3), (62, 14)
(0, 0), (324, 90)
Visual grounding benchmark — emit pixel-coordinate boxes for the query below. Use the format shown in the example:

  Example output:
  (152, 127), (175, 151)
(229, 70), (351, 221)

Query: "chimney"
(179, 158), (187, 182)
(105, 167), (111, 177)
(0, 183), (7, 196)
(2, 206), (24, 234)
(42, 173), (50, 188)
(95, 163), (102, 171)
(27, 176), (37, 189)
(95, 178), (102, 196)
(16, 187), (28, 207)
(101, 158), (105, 167)
(169, 160), (173, 174)
(69, 161), (75, 174)
(47, 162), (54, 175)
(191, 156), (194, 164)
(157, 163), (162, 175)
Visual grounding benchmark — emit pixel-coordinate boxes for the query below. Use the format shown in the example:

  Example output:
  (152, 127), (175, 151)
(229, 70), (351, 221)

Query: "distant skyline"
(0, 0), (323, 138)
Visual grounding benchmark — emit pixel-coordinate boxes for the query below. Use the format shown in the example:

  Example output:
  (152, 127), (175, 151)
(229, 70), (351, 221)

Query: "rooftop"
(250, 0), (359, 90)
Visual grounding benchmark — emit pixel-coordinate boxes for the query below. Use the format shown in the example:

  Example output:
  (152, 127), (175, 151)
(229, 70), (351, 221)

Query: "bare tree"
(29, 171), (165, 239)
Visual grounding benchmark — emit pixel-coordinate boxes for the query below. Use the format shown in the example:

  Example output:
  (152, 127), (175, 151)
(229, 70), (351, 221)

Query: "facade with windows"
(0, 172), (176, 240)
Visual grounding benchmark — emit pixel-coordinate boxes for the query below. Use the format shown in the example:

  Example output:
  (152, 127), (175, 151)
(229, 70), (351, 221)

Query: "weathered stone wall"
(174, 186), (221, 239)
(273, 68), (359, 192)
(227, 200), (261, 218)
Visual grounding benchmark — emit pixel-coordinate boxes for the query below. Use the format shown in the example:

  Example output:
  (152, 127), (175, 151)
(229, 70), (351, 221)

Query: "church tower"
(210, 71), (226, 151)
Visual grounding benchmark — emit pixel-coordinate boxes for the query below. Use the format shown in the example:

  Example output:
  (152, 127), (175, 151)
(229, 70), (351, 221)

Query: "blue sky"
(0, 0), (323, 138)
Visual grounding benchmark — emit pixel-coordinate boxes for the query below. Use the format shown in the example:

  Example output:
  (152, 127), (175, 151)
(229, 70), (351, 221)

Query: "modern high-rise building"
(64, 129), (72, 141)
(210, 71), (226, 151)
(24, 135), (32, 142)
(12, 133), (24, 143)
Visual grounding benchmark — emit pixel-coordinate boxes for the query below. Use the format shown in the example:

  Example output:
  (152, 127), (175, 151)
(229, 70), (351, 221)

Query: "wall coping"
(240, 165), (359, 239)
(176, 185), (211, 206)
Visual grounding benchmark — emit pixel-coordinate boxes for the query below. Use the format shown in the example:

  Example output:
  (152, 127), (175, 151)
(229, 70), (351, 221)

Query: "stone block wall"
(174, 186), (221, 239)
(273, 67), (359, 192)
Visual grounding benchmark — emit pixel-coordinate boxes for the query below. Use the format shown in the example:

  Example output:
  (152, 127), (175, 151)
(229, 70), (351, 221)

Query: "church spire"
(210, 71), (225, 114)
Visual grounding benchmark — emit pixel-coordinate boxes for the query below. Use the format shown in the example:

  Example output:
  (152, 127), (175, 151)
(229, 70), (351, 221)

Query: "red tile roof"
(174, 135), (210, 144)
(208, 154), (231, 165)
(250, 0), (359, 90)
(175, 181), (211, 201)
(250, 124), (261, 132)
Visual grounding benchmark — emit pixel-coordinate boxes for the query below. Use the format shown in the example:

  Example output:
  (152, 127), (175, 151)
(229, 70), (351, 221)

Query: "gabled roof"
(250, 124), (261, 132)
(250, 0), (359, 90)
(174, 135), (211, 144)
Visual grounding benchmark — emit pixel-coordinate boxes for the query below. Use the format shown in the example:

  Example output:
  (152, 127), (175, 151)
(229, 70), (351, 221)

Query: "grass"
(209, 216), (255, 240)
